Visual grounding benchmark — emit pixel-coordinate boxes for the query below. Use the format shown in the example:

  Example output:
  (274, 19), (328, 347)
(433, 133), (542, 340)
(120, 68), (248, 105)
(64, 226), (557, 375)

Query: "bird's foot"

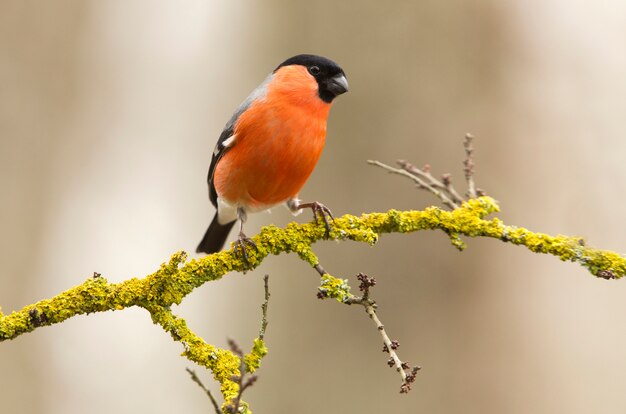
(298, 201), (334, 237)
(233, 231), (257, 264)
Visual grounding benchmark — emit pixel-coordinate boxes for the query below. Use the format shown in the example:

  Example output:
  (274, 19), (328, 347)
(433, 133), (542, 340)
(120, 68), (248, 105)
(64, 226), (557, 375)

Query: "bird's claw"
(233, 232), (257, 264)
(304, 201), (334, 237)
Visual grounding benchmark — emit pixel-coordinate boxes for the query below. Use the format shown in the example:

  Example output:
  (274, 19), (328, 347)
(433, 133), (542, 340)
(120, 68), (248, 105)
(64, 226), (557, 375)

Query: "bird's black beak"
(326, 74), (349, 96)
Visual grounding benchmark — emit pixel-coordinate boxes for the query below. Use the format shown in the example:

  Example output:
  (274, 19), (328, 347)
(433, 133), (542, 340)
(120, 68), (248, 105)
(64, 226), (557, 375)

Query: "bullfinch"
(196, 54), (348, 258)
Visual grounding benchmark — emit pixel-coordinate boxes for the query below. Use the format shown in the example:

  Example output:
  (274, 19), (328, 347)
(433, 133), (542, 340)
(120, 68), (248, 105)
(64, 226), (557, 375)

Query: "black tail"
(196, 214), (236, 254)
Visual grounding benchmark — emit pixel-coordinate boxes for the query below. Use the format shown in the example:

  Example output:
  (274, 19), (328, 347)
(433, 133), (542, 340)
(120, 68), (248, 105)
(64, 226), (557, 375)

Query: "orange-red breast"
(196, 54), (348, 257)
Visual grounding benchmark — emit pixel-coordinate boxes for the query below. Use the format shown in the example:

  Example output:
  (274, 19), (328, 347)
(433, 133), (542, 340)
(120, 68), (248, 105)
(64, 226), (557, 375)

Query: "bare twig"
(463, 133), (477, 198)
(367, 304), (406, 379)
(367, 160), (458, 209)
(314, 263), (327, 276)
(224, 339), (260, 413)
(353, 273), (420, 393)
(315, 265), (419, 392)
(369, 133), (486, 209)
(440, 173), (465, 205)
(259, 274), (270, 340)
(226, 371), (257, 414)
(397, 160), (464, 206)
(185, 368), (221, 414)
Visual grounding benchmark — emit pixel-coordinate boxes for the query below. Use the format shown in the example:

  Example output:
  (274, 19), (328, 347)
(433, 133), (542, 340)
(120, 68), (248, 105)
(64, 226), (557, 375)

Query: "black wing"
(207, 123), (235, 208)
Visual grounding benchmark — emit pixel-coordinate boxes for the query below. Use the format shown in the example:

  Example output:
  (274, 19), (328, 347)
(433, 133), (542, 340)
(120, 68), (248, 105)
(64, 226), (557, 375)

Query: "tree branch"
(1, 197), (624, 409)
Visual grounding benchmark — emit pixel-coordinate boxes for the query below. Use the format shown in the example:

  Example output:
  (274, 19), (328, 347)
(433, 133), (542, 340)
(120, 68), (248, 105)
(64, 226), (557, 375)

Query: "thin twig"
(397, 160), (464, 206)
(313, 264), (327, 277)
(367, 160), (458, 209)
(364, 305), (407, 382)
(369, 134), (486, 209)
(225, 340), (245, 414)
(259, 274), (270, 340)
(351, 273), (420, 392)
(186, 368), (221, 414)
(226, 370), (257, 414)
(225, 339), (259, 414)
(463, 133), (477, 198)
(315, 265), (419, 391)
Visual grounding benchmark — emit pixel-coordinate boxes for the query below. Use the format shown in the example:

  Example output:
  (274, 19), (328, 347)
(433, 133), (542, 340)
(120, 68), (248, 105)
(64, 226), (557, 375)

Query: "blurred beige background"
(2, 1), (626, 413)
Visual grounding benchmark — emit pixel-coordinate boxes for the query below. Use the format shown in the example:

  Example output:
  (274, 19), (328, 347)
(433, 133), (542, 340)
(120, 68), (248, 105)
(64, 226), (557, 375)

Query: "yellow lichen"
(1, 197), (624, 411)
(244, 338), (268, 374)
(318, 274), (354, 303)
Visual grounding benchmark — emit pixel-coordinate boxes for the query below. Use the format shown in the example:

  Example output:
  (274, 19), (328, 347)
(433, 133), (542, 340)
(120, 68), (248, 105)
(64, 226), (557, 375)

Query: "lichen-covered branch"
(2, 197), (624, 341)
(1, 196), (624, 410)
(186, 275), (270, 412)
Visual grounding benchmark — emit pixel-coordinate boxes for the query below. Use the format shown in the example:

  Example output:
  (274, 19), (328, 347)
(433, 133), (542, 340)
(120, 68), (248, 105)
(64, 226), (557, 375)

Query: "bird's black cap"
(275, 54), (348, 103)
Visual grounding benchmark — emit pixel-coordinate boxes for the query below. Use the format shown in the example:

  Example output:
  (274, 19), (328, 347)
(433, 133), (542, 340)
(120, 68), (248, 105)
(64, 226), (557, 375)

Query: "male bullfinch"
(196, 54), (348, 258)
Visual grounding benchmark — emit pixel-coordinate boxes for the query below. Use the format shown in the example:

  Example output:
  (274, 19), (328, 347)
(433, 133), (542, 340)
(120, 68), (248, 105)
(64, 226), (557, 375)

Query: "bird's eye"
(309, 66), (321, 75)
